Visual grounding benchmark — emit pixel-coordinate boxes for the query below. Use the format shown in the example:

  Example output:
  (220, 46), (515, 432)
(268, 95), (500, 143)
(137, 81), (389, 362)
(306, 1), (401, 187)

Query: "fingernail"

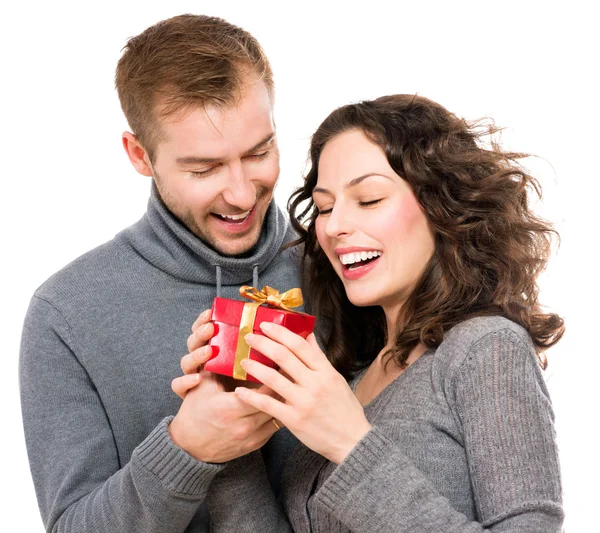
(245, 333), (255, 343)
(201, 309), (211, 319)
(240, 359), (248, 369)
(260, 322), (273, 332)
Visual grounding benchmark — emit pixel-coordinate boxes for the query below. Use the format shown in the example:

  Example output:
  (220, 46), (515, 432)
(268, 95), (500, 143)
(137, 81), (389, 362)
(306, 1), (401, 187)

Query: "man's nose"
(222, 161), (256, 210)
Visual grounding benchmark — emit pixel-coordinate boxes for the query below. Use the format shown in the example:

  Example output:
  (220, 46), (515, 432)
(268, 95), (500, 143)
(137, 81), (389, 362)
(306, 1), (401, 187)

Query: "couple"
(20, 13), (564, 533)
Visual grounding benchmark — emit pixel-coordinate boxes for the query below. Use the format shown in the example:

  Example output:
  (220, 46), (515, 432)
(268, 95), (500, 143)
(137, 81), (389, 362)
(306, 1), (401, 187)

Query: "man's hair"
(115, 14), (273, 161)
(288, 94), (564, 378)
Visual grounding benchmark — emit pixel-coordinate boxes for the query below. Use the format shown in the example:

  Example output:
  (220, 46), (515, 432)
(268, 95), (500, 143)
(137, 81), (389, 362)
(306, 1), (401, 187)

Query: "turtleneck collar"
(118, 182), (290, 287)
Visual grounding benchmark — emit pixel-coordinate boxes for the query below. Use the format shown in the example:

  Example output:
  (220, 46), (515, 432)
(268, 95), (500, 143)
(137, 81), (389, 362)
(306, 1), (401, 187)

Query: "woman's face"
(313, 128), (435, 314)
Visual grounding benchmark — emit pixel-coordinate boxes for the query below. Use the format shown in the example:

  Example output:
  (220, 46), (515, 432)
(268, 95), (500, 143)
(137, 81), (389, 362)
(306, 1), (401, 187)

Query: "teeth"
(219, 210), (251, 220)
(339, 251), (381, 265)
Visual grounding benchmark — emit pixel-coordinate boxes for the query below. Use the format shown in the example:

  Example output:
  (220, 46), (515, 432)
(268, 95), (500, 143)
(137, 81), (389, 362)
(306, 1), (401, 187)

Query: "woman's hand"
(235, 322), (372, 464)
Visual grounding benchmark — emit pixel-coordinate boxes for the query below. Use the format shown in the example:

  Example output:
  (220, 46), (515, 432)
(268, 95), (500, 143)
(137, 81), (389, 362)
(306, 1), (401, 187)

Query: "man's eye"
(246, 151), (269, 160)
(190, 166), (219, 178)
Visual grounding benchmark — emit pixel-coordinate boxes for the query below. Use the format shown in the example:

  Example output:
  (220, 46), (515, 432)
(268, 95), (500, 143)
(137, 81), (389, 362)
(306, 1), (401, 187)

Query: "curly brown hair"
(288, 94), (564, 378)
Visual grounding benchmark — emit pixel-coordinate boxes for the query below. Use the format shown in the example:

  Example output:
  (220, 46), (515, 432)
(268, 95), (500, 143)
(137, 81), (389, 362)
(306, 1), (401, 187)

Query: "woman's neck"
(354, 341), (428, 407)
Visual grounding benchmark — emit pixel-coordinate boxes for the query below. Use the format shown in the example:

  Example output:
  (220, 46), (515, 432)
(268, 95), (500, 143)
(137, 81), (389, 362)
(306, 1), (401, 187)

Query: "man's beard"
(152, 173), (270, 257)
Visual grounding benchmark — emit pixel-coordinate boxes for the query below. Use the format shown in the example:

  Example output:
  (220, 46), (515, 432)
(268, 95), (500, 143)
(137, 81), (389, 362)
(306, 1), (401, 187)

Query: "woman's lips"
(340, 255), (381, 280)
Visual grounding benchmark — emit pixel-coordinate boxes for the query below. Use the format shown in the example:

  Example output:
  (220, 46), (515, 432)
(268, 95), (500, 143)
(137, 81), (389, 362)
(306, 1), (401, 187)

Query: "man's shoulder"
(34, 236), (128, 308)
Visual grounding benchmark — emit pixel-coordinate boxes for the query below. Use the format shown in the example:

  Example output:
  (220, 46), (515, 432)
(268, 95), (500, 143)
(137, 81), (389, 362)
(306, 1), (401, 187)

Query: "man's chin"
(184, 207), (269, 257)
(202, 228), (262, 258)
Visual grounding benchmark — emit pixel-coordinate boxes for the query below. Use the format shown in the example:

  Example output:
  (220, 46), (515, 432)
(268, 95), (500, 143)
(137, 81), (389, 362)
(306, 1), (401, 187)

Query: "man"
(20, 14), (301, 532)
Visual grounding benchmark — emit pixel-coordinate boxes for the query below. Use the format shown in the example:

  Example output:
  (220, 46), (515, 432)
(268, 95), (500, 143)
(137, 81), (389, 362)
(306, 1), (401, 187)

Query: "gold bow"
(239, 285), (303, 311)
(233, 286), (303, 380)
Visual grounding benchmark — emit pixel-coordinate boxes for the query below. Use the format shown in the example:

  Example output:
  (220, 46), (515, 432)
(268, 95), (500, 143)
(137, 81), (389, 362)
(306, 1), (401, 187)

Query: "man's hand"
(169, 370), (278, 463)
(169, 308), (279, 463)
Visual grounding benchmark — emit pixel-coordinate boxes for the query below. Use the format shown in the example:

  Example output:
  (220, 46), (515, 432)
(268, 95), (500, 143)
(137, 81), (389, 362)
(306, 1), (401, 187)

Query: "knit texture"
(19, 184), (302, 532)
(206, 316), (563, 532)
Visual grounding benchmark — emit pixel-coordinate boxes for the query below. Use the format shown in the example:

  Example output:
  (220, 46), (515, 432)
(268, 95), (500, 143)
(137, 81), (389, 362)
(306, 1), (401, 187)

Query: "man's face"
(149, 79), (279, 256)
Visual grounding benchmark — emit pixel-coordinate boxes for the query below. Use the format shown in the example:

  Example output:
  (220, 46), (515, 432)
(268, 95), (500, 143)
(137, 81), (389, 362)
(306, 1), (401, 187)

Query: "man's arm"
(206, 451), (293, 533)
(20, 296), (222, 532)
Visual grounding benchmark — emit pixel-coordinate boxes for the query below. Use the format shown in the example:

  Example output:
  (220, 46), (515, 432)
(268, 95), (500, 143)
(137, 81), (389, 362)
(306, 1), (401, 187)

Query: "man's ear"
(122, 132), (153, 176)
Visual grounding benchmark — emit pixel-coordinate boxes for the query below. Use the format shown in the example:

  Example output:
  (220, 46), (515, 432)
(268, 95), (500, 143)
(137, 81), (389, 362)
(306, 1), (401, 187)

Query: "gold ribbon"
(233, 286), (304, 380)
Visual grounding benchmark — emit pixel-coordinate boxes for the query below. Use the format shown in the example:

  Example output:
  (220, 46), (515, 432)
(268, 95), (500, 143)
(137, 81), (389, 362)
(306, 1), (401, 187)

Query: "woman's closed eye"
(316, 206), (333, 216)
(316, 198), (384, 216)
(359, 199), (384, 207)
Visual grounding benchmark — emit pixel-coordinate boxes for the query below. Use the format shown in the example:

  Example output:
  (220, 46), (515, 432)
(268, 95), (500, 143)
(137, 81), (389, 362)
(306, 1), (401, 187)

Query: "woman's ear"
(122, 132), (153, 176)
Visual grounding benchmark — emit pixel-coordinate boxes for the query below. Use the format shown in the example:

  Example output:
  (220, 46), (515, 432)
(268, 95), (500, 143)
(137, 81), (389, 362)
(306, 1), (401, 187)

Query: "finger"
(181, 345), (213, 374)
(240, 358), (300, 404)
(240, 416), (280, 453)
(216, 388), (273, 419)
(191, 308), (212, 332)
(235, 385), (291, 424)
(171, 373), (201, 399)
(256, 384), (279, 398)
(187, 321), (214, 353)
(259, 322), (326, 371)
(241, 407), (276, 427)
(245, 333), (310, 384)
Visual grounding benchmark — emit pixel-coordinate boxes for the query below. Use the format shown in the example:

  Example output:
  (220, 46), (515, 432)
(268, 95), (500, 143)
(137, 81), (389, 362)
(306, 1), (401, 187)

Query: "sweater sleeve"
(314, 329), (563, 532)
(20, 295), (224, 532)
(205, 451), (293, 532)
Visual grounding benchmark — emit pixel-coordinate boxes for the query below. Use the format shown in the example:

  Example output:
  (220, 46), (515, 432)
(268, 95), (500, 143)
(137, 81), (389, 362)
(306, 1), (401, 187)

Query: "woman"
(174, 94), (564, 532)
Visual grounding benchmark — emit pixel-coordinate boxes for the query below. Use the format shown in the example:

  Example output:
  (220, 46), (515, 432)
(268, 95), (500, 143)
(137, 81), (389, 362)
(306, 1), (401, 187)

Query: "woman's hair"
(288, 94), (564, 377)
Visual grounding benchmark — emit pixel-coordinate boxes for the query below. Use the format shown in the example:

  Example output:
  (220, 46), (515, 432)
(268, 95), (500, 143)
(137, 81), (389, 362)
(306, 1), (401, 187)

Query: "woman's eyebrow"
(313, 172), (393, 194)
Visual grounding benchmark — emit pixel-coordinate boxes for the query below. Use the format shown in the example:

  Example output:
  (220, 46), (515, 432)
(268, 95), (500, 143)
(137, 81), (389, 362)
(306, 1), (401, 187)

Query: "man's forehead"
(157, 116), (276, 164)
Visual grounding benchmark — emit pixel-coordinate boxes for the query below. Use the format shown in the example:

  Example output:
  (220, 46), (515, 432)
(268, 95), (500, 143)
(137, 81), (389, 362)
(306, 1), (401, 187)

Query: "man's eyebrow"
(175, 134), (275, 166)
(241, 133), (275, 156)
(312, 172), (392, 194)
(176, 156), (220, 165)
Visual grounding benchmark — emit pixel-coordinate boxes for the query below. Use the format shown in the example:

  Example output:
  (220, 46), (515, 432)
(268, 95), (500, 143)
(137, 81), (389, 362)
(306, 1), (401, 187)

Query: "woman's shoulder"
(443, 315), (532, 351)
(431, 316), (536, 383)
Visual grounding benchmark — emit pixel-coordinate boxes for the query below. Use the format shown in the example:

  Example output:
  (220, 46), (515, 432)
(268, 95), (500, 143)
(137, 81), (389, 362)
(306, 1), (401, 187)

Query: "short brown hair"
(115, 14), (273, 161)
(289, 94), (564, 377)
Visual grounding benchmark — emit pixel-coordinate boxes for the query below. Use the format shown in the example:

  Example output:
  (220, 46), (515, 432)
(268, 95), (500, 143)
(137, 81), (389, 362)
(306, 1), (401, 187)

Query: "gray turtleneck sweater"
(19, 185), (302, 532)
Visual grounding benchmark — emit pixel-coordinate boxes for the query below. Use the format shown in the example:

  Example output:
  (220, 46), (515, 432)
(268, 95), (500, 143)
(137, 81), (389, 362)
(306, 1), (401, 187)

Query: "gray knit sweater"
(204, 316), (563, 532)
(19, 184), (301, 532)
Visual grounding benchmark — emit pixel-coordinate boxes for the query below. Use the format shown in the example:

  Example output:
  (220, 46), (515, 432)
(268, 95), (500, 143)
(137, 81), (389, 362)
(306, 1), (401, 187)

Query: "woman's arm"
(313, 328), (563, 532)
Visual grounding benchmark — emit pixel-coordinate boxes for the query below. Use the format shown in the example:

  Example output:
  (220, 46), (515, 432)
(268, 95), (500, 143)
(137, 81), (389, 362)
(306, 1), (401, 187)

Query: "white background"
(2, 1), (597, 531)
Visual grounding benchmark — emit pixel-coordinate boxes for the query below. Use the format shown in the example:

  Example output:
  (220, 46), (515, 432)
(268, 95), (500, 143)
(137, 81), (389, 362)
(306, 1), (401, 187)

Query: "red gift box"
(205, 288), (316, 383)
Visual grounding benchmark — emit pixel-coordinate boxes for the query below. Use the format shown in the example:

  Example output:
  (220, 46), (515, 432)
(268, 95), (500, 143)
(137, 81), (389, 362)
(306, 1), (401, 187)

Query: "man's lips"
(210, 205), (257, 233)
(212, 208), (252, 222)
